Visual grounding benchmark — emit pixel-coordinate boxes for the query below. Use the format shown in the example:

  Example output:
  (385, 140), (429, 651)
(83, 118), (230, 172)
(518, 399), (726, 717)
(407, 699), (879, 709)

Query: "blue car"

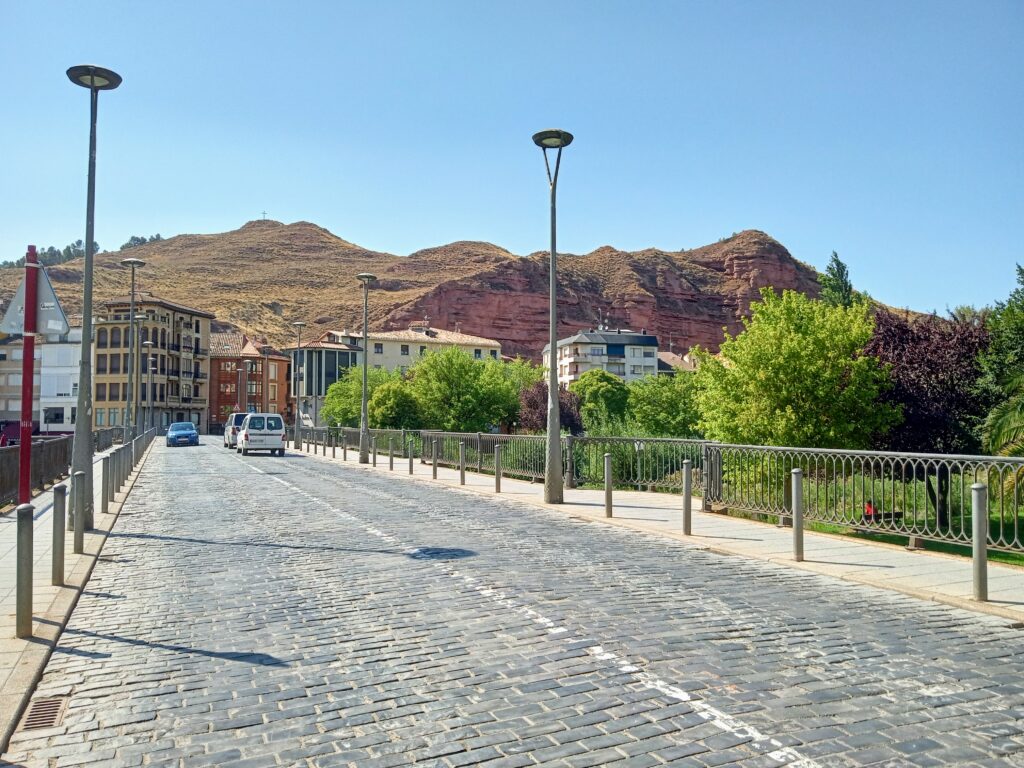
(166, 422), (199, 447)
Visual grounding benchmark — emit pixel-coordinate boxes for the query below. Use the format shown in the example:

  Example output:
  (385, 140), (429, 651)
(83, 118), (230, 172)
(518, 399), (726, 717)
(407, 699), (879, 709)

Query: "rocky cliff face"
(0, 221), (820, 359)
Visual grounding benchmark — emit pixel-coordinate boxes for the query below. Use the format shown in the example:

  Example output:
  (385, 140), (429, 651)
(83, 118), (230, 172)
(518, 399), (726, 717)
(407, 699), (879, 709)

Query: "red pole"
(18, 246), (39, 504)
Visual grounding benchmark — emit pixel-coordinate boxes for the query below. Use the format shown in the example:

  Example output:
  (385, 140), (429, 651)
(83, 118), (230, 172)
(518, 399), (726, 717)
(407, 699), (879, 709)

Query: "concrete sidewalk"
(306, 443), (1024, 625)
(0, 443), (149, 750)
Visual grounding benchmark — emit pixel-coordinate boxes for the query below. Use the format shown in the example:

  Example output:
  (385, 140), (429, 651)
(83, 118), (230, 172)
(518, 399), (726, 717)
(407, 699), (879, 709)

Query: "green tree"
(627, 373), (701, 437)
(569, 369), (629, 427)
(120, 234), (164, 250)
(693, 288), (897, 448)
(407, 347), (498, 431)
(478, 357), (542, 429)
(819, 251), (854, 308)
(321, 366), (397, 427)
(368, 380), (422, 429)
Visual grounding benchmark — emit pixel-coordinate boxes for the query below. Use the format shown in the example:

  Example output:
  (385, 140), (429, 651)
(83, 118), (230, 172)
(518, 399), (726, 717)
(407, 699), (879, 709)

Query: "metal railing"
(703, 443), (1024, 554)
(568, 436), (705, 492)
(92, 427), (121, 452)
(0, 436), (73, 509)
(420, 431), (549, 482)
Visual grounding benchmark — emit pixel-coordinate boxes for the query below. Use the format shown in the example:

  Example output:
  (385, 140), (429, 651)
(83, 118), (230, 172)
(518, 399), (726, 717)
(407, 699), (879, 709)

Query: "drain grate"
(20, 697), (67, 730)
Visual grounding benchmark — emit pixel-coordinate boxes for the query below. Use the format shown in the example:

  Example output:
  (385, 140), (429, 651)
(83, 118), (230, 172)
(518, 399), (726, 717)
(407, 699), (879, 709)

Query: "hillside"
(0, 220), (821, 359)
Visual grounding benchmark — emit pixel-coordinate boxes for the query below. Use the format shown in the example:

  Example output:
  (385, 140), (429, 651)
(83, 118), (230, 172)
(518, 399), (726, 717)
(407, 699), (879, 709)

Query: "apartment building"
(285, 331), (361, 428)
(40, 325), (82, 434)
(209, 332), (291, 431)
(0, 336), (41, 437)
(93, 293), (213, 432)
(362, 321), (501, 373)
(542, 329), (659, 386)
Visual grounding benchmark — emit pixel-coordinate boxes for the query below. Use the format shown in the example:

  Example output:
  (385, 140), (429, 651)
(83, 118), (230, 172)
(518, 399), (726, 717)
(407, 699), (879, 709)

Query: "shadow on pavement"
(60, 627), (289, 667)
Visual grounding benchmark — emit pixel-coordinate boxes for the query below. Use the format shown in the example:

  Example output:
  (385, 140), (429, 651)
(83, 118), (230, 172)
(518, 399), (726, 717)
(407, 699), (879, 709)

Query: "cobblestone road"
(5, 442), (1024, 767)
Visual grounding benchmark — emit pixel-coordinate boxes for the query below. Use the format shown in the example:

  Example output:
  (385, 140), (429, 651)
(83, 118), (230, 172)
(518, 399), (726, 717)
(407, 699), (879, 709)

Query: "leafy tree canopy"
(818, 251), (855, 308)
(568, 369), (629, 427)
(517, 382), (584, 435)
(693, 288), (897, 448)
(982, 264), (1024, 389)
(1, 240), (99, 268)
(368, 380), (422, 430)
(120, 234), (163, 250)
(407, 347), (501, 432)
(321, 366), (398, 428)
(627, 372), (701, 438)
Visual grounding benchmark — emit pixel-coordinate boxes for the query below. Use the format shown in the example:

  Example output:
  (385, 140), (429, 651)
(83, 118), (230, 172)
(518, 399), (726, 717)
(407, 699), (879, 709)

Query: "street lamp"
(356, 273), (376, 464)
(533, 128), (573, 504)
(142, 340), (154, 430)
(120, 258), (144, 441)
(261, 344), (272, 412)
(68, 64), (121, 530)
(291, 321), (305, 448)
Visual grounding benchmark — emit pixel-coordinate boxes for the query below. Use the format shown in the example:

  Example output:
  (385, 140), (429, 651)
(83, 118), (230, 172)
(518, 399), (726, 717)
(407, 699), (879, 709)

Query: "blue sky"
(2, 1), (1021, 312)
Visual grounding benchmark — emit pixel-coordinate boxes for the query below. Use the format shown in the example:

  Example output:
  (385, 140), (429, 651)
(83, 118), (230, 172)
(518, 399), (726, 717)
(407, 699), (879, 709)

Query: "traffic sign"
(0, 265), (69, 336)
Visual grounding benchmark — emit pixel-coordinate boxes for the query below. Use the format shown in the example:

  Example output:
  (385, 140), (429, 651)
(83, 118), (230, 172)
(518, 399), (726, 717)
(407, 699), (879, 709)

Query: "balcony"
(168, 343), (181, 352)
(194, 347), (209, 356)
(167, 369), (180, 379)
(193, 371), (208, 380)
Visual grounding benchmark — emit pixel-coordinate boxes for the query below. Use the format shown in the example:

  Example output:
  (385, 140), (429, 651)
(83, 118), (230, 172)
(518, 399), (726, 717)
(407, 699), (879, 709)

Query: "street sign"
(1, 265), (69, 336)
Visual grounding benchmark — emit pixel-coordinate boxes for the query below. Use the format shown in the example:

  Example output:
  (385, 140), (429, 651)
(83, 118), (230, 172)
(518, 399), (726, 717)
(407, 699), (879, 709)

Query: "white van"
(236, 413), (287, 456)
(223, 412), (248, 448)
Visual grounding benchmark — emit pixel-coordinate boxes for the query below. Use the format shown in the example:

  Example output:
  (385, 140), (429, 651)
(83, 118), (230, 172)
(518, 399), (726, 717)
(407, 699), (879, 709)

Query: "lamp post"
(132, 312), (146, 435)
(119, 258), (144, 441)
(291, 321), (305, 448)
(142, 340), (154, 430)
(261, 344), (272, 412)
(67, 65), (121, 528)
(356, 273), (376, 464)
(532, 129), (573, 504)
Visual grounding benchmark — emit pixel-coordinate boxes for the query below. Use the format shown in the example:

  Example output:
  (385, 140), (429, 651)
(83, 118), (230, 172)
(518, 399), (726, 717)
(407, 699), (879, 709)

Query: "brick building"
(210, 332), (291, 431)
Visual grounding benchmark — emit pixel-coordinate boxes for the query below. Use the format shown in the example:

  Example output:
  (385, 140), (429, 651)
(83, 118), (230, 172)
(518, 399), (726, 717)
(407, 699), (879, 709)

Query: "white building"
(542, 329), (659, 386)
(39, 326), (82, 434)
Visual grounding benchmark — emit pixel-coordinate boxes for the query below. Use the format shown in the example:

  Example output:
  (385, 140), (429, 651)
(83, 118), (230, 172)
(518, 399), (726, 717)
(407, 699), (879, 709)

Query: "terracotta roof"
(286, 338), (362, 352)
(365, 327), (501, 347)
(239, 338), (289, 360)
(211, 332), (245, 357)
(102, 292), (215, 319)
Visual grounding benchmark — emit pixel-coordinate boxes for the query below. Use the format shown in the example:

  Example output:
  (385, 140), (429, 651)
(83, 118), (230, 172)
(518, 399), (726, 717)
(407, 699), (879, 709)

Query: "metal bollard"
(372, 437), (377, 467)
(972, 483), (988, 601)
(459, 442), (466, 485)
(432, 440), (438, 479)
(332, 434), (336, 459)
(408, 442), (414, 475)
(604, 453), (613, 518)
(682, 459), (692, 535)
(73, 471), (86, 554)
(476, 433), (483, 475)
(107, 449), (116, 509)
(343, 440), (348, 461)
(16, 503), (33, 638)
(792, 468), (804, 562)
(495, 444), (502, 493)
(101, 455), (110, 515)
(53, 486), (66, 586)
(389, 437), (394, 471)
(565, 435), (575, 489)
(67, 471), (76, 532)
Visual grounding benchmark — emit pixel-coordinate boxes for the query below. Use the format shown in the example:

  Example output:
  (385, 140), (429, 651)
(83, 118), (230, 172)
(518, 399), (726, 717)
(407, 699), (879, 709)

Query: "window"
(490, 350), (498, 359)
(96, 383), (107, 401)
(96, 409), (105, 426)
(112, 383), (122, 401)
(110, 327), (121, 347)
(97, 329), (108, 348)
(159, 383), (165, 402)
(109, 408), (119, 425)
(220, 382), (236, 394)
(643, 350), (655, 358)
(96, 354), (107, 374)
(269, 383), (277, 400)
(248, 416), (266, 430)
(591, 347), (603, 357)
(474, 349), (482, 359)
(71, 407), (76, 424)
(110, 355), (121, 374)
(221, 361), (235, 372)
(269, 362), (277, 379)
(266, 416), (283, 430)
(374, 343), (383, 354)
(420, 346), (427, 356)
(400, 345), (409, 356)
(631, 348), (642, 357)
(44, 407), (63, 424)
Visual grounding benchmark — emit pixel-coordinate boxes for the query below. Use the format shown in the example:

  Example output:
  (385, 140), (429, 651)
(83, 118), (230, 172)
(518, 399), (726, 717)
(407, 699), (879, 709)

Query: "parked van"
(236, 413), (287, 456)
(223, 412), (248, 448)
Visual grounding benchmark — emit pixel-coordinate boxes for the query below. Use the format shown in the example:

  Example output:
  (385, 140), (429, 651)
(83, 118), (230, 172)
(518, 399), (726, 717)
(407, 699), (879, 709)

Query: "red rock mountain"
(0, 221), (821, 359)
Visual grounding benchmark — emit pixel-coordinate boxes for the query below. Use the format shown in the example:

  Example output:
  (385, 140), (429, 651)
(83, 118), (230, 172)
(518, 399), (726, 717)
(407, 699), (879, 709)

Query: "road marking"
(234, 453), (822, 767)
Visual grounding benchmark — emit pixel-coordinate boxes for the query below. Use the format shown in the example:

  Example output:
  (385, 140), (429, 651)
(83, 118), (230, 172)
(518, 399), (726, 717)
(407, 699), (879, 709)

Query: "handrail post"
(459, 441), (466, 485)
(432, 439), (438, 479)
(604, 453), (613, 517)
(332, 433), (336, 459)
(389, 437), (394, 471)
(343, 436), (348, 461)
(73, 471), (86, 554)
(53, 485), (66, 586)
(16, 503), (33, 638)
(792, 468), (804, 562)
(682, 459), (692, 535)
(408, 440), (414, 474)
(565, 435), (575, 489)
(495, 444), (502, 493)
(972, 483), (988, 602)
(476, 432), (483, 474)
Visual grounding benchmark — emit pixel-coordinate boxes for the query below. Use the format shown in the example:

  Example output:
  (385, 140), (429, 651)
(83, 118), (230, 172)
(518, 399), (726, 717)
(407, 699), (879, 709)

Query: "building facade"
(93, 293), (213, 432)
(40, 326), (82, 434)
(0, 336), (41, 439)
(542, 329), (659, 386)
(209, 332), (291, 431)
(285, 322), (503, 427)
